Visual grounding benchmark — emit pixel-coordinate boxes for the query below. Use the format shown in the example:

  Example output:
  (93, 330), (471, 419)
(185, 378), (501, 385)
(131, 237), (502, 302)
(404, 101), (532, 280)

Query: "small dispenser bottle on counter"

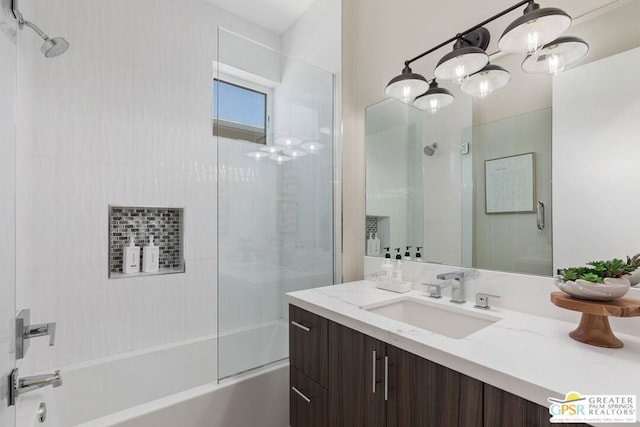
(404, 246), (412, 261)
(393, 248), (403, 281)
(380, 248), (393, 282)
(376, 248), (411, 293)
(415, 246), (423, 262)
(122, 234), (140, 274)
(142, 235), (160, 273)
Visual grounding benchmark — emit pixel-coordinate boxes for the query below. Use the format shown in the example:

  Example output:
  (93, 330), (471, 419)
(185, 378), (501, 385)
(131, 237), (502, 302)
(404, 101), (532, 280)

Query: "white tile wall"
(15, 0), (340, 392)
(0, 1), (17, 423)
(15, 0), (281, 374)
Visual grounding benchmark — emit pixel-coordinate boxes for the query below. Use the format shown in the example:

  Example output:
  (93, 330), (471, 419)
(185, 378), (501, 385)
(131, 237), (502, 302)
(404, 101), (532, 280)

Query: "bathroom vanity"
(287, 281), (640, 426)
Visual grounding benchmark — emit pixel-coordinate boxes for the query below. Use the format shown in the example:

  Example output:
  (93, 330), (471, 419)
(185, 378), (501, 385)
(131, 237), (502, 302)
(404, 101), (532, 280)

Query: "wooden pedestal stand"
(550, 291), (640, 348)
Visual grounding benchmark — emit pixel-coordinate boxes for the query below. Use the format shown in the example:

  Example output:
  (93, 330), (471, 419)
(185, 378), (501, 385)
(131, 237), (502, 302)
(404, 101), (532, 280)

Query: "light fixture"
(301, 142), (325, 152)
(521, 36), (589, 75)
(385, 64), (430, 103)
(498, 2), (571, 54)
(260, 145), (284, 154)
(413, 80), (455, 114)
(245, 151), (270, 159)
(275, 136), (302, 146)
(434, 29), (490, 84)
(384, 0), (583, 112)
(460, 64), (511, 98)
(270, 154), (292, 163)
(283, 149), (307, 158)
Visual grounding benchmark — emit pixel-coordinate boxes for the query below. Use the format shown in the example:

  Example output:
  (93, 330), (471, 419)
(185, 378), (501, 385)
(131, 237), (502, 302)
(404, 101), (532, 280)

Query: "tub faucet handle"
(26, 322), (56, 346)
(15, 309), (57, 359)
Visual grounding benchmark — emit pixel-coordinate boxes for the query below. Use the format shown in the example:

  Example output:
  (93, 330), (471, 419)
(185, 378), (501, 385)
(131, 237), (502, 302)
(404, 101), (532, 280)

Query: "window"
(213, 79), (268, 144)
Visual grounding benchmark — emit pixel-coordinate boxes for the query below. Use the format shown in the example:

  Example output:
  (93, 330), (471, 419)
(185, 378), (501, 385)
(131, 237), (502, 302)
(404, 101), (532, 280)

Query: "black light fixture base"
(460, 27), (491, 50)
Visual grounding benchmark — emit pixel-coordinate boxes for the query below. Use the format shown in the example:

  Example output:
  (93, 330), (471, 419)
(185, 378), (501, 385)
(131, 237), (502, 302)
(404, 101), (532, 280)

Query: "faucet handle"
(47, 323), (56, 346)
(474, 293), (501, 310)
(25, 322), (57, 346)
(422, 283), (449, 298)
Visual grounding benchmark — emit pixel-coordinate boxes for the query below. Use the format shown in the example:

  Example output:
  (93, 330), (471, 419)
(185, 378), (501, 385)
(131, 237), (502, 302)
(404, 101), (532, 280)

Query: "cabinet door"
(483, 384), (590, 427)
(328, 321), (386, 427)
(289, 305), (328, 387)
(386, 345), (483, 427)
(290, 367), (328, 427)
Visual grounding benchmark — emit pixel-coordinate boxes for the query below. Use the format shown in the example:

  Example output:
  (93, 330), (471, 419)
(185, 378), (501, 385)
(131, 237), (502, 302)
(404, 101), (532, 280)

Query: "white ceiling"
(205, 0), (316, 34)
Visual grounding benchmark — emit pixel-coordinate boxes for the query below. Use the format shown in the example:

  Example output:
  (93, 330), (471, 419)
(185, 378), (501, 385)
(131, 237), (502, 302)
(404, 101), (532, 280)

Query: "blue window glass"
(213, 79), (267, 144)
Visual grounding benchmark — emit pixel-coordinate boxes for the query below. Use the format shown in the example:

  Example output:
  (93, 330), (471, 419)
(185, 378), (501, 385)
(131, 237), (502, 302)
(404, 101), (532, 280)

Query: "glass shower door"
(216, 29), (334, 379)
(0, 3), (17, 425)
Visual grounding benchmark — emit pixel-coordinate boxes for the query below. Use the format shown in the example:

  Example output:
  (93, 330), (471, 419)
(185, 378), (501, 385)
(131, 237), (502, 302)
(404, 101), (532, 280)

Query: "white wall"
(553, 47), (640, 271)
(0, 0), (17, 423)
(15, 0), (280, 376)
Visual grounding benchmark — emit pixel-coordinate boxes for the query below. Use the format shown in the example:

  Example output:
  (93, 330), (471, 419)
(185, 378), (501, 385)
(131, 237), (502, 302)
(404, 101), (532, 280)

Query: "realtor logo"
(549, 391), (637, 423)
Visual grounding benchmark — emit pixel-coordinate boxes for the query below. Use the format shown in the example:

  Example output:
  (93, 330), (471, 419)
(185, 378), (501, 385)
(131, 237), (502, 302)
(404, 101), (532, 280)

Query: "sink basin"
(362, 297), (500, 339)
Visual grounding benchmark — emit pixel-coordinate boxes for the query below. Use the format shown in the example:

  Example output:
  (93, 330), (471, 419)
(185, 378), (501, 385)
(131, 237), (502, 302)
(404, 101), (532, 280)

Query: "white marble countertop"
(287, 281), (640, 426)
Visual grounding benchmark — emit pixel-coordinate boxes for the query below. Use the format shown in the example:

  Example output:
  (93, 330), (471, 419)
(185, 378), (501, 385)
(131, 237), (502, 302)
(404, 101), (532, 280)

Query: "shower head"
(41, 36), (70, 58)
(423, 143), (438, 156)
(11, 0), (70, 58)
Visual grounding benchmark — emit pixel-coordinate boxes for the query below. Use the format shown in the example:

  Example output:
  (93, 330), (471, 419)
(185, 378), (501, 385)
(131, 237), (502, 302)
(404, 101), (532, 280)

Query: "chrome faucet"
(436, 271), (466, 304)
(19, 370), (63, 393)
(423, 282), (450, 298)
(8, 368), (63, 406)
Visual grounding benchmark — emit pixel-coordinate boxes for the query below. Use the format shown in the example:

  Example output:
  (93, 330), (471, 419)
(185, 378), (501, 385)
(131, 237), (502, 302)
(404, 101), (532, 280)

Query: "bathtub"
(16, 322), (290, 427)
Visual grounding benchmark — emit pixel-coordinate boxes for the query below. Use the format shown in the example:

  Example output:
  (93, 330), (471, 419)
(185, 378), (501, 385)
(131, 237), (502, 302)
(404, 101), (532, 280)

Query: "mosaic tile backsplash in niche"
(109, 206), (184, 277)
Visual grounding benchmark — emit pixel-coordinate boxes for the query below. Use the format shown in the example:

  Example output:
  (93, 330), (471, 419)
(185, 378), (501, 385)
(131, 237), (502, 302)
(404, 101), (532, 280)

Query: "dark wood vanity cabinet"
(289, 304), (582, 427)
(386, 345), (483, 427)
(289, 305), (329, 427)
(483, 384), (589, 427)
(327, 320), (386, 426)
(327, 320), (482, 427)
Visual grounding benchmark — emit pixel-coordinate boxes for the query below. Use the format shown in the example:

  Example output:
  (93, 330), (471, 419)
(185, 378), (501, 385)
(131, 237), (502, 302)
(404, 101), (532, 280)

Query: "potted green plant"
(555, 254), (640, 301)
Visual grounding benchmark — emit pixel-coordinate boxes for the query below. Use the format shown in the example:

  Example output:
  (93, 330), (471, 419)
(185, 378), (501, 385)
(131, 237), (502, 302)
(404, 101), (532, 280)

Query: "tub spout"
(19, 370), (63, 394)
(8, 368), (63, 406)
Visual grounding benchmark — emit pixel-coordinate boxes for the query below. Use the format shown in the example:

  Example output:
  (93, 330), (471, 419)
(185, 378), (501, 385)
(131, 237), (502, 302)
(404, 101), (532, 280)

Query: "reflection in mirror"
(462, 108), (552, 276)
(365, 0), (640, 277)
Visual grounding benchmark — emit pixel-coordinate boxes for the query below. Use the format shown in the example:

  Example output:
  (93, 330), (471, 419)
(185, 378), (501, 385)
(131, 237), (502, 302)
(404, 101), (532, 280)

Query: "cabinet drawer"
(289, 305), (328, 387)
(290, 367), (327, 427)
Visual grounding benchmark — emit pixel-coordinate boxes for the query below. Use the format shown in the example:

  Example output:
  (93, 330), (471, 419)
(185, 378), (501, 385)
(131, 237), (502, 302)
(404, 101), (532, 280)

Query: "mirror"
(365, 0), (640, 276)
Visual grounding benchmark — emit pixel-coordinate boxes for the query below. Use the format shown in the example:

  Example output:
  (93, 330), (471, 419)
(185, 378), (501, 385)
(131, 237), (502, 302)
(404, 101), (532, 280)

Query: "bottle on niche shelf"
(122, 234), (140, 274)
(142, 235), (160, 273)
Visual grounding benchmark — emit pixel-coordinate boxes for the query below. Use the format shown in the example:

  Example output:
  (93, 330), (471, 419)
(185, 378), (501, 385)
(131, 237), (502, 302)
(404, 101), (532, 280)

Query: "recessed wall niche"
(109, 206), (185, 279)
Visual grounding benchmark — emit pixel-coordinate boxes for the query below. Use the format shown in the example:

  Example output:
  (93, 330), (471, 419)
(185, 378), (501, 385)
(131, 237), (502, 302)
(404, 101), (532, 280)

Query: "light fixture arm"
(405, 0), (534, 66)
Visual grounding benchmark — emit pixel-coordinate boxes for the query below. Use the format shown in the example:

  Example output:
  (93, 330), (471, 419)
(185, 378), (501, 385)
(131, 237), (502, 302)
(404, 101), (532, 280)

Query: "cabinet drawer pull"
(384, 356), (389, 401)
(372, 350), (377, 394)
(292, 386), (311, 403)
(291, 320), (311, 332)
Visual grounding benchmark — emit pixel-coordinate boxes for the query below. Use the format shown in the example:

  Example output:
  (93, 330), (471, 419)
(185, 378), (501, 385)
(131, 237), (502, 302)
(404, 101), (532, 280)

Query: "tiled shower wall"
(0, 1), (17, 422)
(14, 0), (281, 372)
(109, 206), (184, 275)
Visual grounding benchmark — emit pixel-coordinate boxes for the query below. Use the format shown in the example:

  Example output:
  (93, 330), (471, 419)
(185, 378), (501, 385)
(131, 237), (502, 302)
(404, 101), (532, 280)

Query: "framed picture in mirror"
(485, 152), (535, 214)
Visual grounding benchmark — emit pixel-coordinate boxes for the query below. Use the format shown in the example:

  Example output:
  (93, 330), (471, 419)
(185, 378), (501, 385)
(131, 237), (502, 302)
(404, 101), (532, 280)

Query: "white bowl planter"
(554, 276), (631, 301)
